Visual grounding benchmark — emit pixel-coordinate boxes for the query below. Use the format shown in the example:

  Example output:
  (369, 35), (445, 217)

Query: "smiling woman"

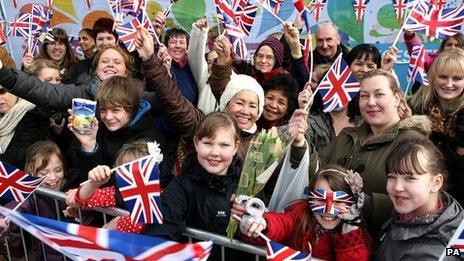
(0, 45), (133, 112)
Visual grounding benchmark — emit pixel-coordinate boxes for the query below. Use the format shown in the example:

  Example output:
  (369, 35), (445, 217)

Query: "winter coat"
(313, 44), (350, 66)
(445, 141), (464, 206)
(0, 108), (51, 169)
(142, 154), (250, 260)
(242, 200), (370, 261)
(68, 100), (166, 185)
(375, 192), (463, 261)
(188, 23), (219, 115)
(303, 116), (431, 240)
(0, 67), (101, 112)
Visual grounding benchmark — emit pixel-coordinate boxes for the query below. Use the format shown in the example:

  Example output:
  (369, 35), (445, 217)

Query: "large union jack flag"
(8, 12), (33, 38)
(392, 0), (414, 22)
(266, 240), (311, 261)
(308, 188), (355, 216)
(115, 155), (163, 224)
(115, 11), (155, 52)
(404, 0), (464, 40)
(408, 44), (429, 85)
(311, 0), (327, 23)
(316, 54), (361, 113)
(0, 161), (45, 203)
(352, 0), (370, 24)
(0, 207), (213, 261)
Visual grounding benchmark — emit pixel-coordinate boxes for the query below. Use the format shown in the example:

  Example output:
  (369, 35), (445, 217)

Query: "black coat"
(68, 100), (166, 186)
(0, 108), (51, 169)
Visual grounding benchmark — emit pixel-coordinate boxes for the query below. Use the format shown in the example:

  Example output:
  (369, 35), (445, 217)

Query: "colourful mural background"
(0, 0), (462, 89)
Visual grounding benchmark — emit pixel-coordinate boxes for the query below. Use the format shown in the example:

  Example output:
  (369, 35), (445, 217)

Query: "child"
(0, 141), (77, 260)
(375, 139), (464, 260)
(142, 112), (247, 260)
(234, 165), (371, 260)
(69, 139), (160, 233)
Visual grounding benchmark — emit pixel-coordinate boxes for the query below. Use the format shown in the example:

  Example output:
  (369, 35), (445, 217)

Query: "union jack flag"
(256, 0), (284, 15)
(0, 161), (45, 203)
(316, 54), (361, 113)
(352, 0), (370, 24)
(109, 0), (144, 18)
(237, 0), (258, 36)
(31, 4), (53, 37)
(8, 12), (34, 38)
(404, 0), (464, 40)
(115, 155), (163, 224)
(308, 188), (355, 216)
(115, 11), (155, 52)
(293, 0), (312, 33)
(408, 44), (429, 85)
(311, 0), (327, 23)
(0, 207), (213, 261)
(266, 240), (311, 261)
(215, 0), (246, 38)
(392, 0), (414, 22)
(431, 0), (447, 10)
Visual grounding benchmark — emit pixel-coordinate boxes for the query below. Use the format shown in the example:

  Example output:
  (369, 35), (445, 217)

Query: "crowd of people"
(0, 10), (463, 260)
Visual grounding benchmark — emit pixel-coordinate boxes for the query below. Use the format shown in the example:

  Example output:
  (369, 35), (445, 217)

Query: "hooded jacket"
(375, 192), (463, 261)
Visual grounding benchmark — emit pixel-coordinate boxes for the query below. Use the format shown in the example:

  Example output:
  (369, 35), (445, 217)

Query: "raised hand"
(153, 11), (166, 37)
(284, 22), (302, 59)
(213, 36), (232, 65)
(298, 82), (314, 110)
(195, 15), (208, 30)
(135, 26), (155, 62)
(88, 165), (112, 188)
(381, 46), (398, 72)
(67, 109), (98, 152)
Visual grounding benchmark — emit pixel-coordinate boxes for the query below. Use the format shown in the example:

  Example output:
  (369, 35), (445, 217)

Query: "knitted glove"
(340, 170), (365, 234)
(239, 214), (267, 238)
(456, 109), (464, 148)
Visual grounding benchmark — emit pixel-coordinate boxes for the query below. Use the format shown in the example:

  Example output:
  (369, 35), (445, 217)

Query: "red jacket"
(243, 200), (370, 261)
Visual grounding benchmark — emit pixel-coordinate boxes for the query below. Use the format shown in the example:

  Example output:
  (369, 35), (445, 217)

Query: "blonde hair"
(410, 49), (464, 113)
(115, 140), (150, 166)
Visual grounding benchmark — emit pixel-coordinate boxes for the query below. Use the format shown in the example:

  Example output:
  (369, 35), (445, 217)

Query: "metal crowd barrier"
(1, 187), (266, 261)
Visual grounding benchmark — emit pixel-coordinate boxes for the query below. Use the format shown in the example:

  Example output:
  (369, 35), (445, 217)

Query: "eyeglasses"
(255, 53), (275, 62)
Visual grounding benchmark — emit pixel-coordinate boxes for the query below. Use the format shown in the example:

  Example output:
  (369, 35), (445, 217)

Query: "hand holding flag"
(0, 161), (46, 204)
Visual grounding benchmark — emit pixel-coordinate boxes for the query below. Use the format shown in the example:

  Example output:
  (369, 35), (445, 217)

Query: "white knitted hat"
(219, 73), (265, 119)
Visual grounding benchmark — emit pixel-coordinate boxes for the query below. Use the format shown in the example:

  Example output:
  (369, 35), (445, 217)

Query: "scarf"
(0, 99), (36, 153)
(428, 100), (458, 139)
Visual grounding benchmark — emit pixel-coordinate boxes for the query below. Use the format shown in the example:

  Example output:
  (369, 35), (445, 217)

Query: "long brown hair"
(39, 28), (77, 69)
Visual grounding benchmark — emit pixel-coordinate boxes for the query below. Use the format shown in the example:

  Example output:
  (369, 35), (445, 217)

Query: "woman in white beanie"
(136, 27), (307, 164)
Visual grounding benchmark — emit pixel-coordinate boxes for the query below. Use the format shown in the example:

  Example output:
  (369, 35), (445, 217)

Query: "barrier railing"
(1, 187), (266, 261)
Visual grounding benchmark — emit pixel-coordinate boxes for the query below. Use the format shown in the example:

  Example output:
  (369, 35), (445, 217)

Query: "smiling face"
(316, 24), (340, 59)
(434, 72), (464, 106)
(263, 89), (289, 124)
(96, 31), (117, 50)
(254, 45), (276, 73)
(167, 35), (188, 62)
(46, 41), (66, 62)
(311, 178), (348, 230)
(386, 172), (442, 216)
(99, 106), (131, 131)
(349, 55), (378, 81)
(224, 90), (260, 130)
(96, 48), (128, 81)
(34, 153), (64, 190)
(359, 75), (400, 132)
(79, 30), (95, 52)
(194, 126), (238, 176)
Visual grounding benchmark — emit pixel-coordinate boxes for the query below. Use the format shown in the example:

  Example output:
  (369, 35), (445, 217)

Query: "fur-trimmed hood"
(398, 115), (432, 136)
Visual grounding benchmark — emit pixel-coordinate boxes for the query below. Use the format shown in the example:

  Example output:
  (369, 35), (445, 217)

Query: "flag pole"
(252, 0), (286, 25)
(391, 0), (420, 48)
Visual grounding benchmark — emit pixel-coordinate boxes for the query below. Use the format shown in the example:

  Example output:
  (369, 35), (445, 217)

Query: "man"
(312, 22), (349, 66)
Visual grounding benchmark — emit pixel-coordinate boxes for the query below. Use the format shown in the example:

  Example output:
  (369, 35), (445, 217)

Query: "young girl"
(0, 141), (78, 260)
(375, 139), (463, 260)
(68, 139), (160, 233)
(234, 165), (370, 260)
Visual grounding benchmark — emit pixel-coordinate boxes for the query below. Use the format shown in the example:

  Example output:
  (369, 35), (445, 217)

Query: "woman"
(0, 45), (133, 112)
(409, 48), (464, 205)
(78, 28), (96, 60)
(295, 69), (431, 240)
(37, 28), (78, 82)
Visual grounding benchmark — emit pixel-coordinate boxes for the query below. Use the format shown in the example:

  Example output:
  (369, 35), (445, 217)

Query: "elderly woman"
(294, 69), (431, 240)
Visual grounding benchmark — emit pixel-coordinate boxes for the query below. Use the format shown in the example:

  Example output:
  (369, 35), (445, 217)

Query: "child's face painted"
(309, 178), (352, 230)
(194, 126), (238, 176)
